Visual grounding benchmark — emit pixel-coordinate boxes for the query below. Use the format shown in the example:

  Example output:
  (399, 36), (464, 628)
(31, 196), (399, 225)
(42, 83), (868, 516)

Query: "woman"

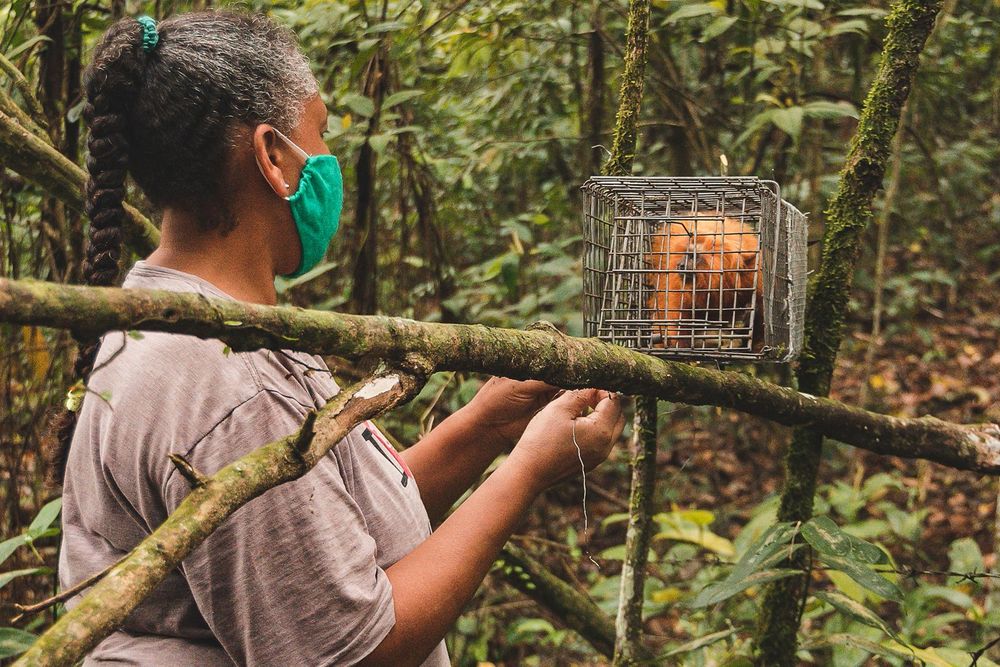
(53, 10), (624, 666)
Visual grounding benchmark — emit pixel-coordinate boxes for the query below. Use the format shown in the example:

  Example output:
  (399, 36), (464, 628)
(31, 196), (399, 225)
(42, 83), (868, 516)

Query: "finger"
(553, 388), (602, 415)
(517, 379), (560, 394)
(582, 392), (622, 425)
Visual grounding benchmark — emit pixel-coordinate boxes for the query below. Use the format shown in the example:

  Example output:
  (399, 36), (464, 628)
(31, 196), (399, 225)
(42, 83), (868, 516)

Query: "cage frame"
(582, 175), (807, 363)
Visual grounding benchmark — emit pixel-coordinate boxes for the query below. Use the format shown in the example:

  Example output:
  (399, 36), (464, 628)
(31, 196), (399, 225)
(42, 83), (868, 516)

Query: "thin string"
(572, 418), (600, 569)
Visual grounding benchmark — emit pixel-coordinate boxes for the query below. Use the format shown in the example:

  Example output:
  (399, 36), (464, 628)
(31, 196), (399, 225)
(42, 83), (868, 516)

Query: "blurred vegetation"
(1, 0), (998, 664)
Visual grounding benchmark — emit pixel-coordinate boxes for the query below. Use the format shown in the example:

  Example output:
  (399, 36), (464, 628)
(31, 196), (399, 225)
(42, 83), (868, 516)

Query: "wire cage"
(582, 176), (807, 362)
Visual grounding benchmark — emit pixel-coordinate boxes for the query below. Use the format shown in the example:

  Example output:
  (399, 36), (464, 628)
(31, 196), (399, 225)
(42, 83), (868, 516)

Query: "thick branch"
(0, 52), (47, 132)
(497, 543), (644, 660)
(0, 110), (159, 256)
(1, 278), (997, 474)
(15, 369), (424, 667)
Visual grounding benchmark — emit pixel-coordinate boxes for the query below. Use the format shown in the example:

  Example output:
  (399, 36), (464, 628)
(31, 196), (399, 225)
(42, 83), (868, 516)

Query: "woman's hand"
(507, 388), (624, 491)
(466, 377), (561, 448)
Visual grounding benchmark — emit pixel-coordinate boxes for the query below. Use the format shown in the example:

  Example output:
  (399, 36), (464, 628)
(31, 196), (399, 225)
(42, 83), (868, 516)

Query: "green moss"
(754, 0), (944, 663)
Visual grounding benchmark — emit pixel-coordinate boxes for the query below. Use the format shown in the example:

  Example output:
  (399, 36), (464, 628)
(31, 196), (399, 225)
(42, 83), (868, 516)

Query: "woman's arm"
(401, 379), (558, 522)
(359, 389), (624, 667)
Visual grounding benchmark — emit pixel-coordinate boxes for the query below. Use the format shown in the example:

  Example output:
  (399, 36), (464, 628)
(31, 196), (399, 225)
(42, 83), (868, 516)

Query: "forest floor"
(497, 241), (1000, 662)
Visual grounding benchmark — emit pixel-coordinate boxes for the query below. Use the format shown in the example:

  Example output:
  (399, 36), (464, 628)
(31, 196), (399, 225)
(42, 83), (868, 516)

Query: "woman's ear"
(252, 125), (293, 199)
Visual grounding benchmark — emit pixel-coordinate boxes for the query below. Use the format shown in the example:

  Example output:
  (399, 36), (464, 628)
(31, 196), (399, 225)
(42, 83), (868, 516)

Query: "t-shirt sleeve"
(162, 390), (395, 666)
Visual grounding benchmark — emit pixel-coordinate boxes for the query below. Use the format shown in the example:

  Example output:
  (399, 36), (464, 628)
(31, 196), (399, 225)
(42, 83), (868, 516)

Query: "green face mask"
(259, 128), (344, 278)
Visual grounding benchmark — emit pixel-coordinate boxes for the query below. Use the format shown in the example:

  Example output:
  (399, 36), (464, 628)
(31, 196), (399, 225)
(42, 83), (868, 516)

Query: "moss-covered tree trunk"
(754, 0), (944, 663)
(594, 0), (656, 661)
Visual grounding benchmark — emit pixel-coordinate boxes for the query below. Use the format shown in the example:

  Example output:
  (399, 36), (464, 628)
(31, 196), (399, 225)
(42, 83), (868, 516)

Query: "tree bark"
(2, 278), (997, 474)
(497, 543), (653, 660)
(350, 42), (390, 315)
(602, 0), (649, 178)
(0, 110), (159, 255)
(599, 0), (656, 662)
(613, 395), (658, 665)
(754, 0), (944, 663)
(584, 2), (606, 178)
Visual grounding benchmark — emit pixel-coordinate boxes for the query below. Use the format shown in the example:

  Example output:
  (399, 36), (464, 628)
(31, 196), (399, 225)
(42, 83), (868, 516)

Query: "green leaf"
(27, 498), (62, 538)
(667, 4), (720, 23)
(5, 35), (52, 60)
(826, 19), (871, 37)
(364, 20), (409, 34)
(883, 640), (975, 667)
(0, 627), (37, 659)
(689, 568), (800, 608)
(827, 568), (868, 602)
(382, 89), (424, 109)
(819, 634), (912, 662)
(801, 100), (859, 119)
(729, 521), (798, 580)
(700, 15), (738, 41)
(671, 509), (715, 526)
(368, 133), (393, 154)
(0, 536), (29, 567)
(818, 553), (902, 601)
(597, 545), (656, 561)
(947, 537), (984, 578)
(66, 98), (86, 123)
(733, 108), (774, 147)
(342, 93), (375, 118)
(664, 627), (739, 656)
(0, 567), (52, 591)
(762, 0), (824, 9)
(837, 7), (888, 18)
(815, 590), (900, 640)
(770, 106), (804, 139)
(801, 516), (886, 564)
(654, 526), (734, 557)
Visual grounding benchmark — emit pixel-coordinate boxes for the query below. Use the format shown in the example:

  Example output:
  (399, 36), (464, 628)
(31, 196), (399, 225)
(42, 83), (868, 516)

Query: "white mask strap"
(271, 127), (311, 162)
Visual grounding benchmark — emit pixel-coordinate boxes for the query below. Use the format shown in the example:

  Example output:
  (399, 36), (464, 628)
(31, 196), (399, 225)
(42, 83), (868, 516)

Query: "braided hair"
(43, 11), (317, 486)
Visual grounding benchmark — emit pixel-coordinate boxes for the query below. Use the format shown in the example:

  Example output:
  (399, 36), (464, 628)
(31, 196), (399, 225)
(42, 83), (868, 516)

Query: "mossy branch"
(755, 0), (945, 663)
(0, 109), (159, 256)
(497, 543), (652, 660)
(1, 278), (997, 475)
(599, 1), (657, 660)
(0, 52), (47, 131)
(14, 369), (424, 667)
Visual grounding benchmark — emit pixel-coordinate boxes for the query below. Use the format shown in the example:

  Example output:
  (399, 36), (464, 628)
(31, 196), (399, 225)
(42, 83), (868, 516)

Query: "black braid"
(41, 11), (317, 487)
(43, 19), (145, 487)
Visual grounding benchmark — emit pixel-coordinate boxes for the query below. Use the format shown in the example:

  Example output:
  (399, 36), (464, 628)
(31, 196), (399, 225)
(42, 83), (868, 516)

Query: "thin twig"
(12, 562), (117, 621)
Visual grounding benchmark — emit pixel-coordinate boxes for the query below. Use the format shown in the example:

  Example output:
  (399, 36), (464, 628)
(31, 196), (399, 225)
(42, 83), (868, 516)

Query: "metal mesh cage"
(582, 176), (807, 362)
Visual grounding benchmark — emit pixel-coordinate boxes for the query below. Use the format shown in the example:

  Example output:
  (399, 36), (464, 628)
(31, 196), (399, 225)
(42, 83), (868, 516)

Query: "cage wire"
(582, 176), (807, 363)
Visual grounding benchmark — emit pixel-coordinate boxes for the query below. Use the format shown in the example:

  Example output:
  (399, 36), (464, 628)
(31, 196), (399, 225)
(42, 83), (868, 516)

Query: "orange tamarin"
(645, 213), (764, 350)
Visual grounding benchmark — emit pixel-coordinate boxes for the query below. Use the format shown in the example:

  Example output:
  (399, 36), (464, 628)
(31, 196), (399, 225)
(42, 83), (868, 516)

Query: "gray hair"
(155, 11), (319, 136)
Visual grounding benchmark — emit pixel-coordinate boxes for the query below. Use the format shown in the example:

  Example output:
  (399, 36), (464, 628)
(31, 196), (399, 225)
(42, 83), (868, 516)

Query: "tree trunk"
(585, 2), (606, 177)
(754, 1), (944, 663)
(350, 43), (389, 315)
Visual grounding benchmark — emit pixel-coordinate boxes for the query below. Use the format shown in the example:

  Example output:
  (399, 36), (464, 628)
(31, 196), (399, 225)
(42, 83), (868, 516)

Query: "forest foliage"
(1, 0), (999, 664)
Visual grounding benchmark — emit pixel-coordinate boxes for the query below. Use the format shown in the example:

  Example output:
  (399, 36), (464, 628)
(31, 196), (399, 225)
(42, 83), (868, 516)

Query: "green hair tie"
(137, 15), (159, 53)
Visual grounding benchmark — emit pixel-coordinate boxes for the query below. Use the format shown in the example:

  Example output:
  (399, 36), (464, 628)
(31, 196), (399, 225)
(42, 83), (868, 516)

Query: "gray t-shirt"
(59, 261), (448, 666)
